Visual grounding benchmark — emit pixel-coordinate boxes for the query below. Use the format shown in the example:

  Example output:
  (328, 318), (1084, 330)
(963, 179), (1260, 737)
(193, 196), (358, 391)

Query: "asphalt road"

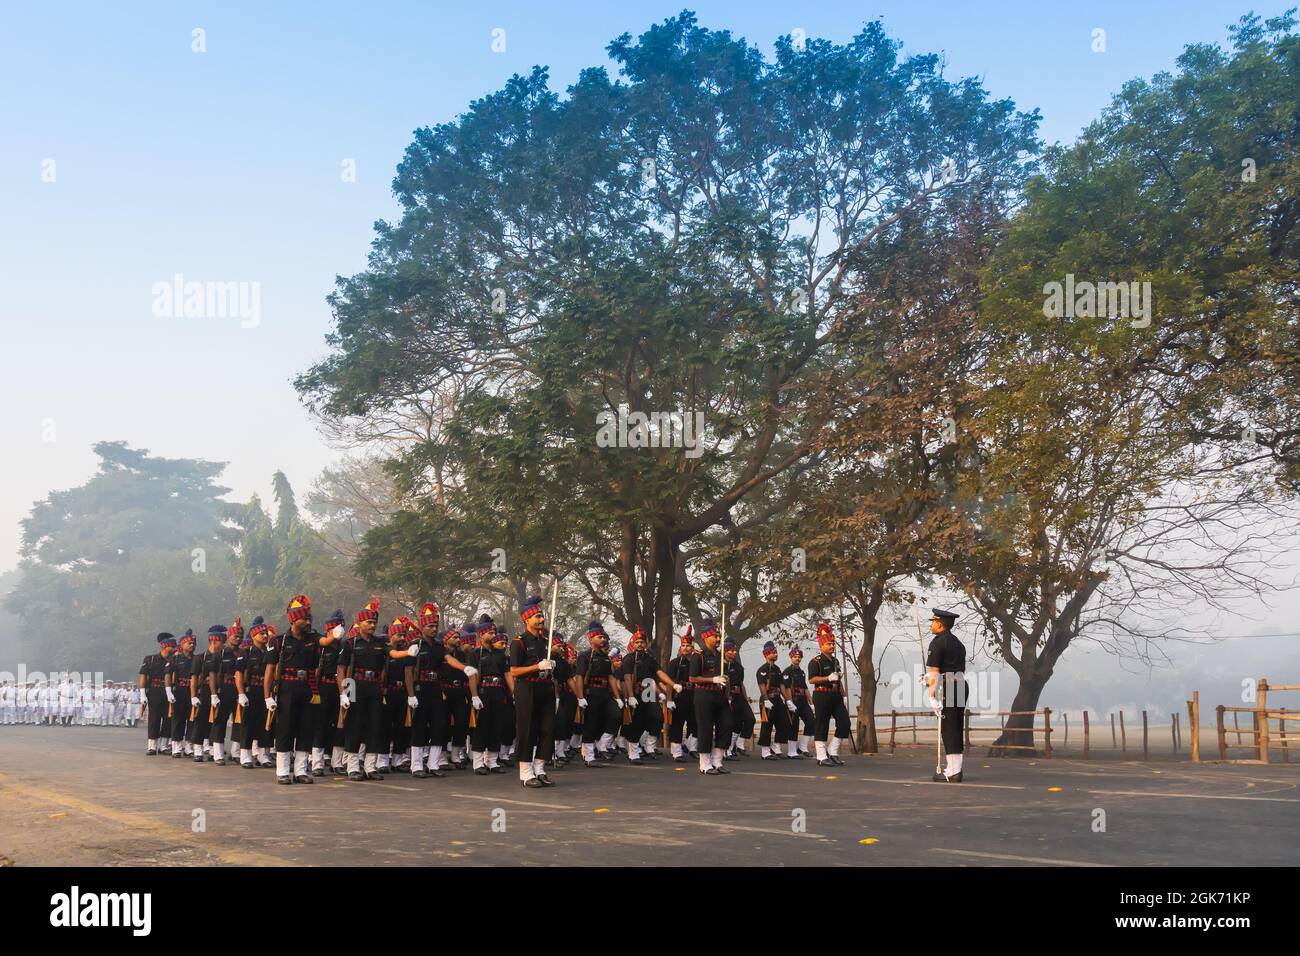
(1, 725), (1296, 866)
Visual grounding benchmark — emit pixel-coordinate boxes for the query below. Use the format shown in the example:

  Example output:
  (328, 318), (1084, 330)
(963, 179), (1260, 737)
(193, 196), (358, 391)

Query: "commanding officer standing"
(510, 595), (558, 787)
(782, 647), (813, 759)
(167, 630), (197, 757)
(139, 633), (175, 755)
(756, 641), (791, 760)
(621, 627), (680, 765)
(209, 620), (243, 765)
(926, 608), (968, 783)
(808, 622), (850, 767)
(236, 618), (273, 768)
(688, 618), (731, 776)
(265, 595), (325, 784)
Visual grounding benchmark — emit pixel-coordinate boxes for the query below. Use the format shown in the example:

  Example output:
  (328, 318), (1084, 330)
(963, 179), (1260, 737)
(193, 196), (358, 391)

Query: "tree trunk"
(652, 533), (678, 663)
(990, 668), (1049, 757)
(853, 596), (883, 753)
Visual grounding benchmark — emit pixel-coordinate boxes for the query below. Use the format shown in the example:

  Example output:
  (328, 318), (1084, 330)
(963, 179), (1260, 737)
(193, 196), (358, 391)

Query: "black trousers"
(240, 694), (270, 751)
(730, 696), (756, 743)
(555, 692), (577, 743)
(410, 686), (447, 748)
(470, 686), (508, 753)
(273, 681), (315, 753)
(501, 698), (516, 746)
(580, 692), (621, 744)
(813, 691), (851, 741)
(383, 688), (410, 756)
(625, 697), (660, 743)
(669, 691), (696, 744)
(941, 705), (964, 755)
(693, 689), (732, 752)
(514, 678), (556, 763)
(168, 693), (187, 741)
(146, 688), (168, 739)
(758, 698), (792, 745)
(188, 689), (213, 746)
(789, 694), (814, 738)
(442, 686), (469, 748)
(210, 684), (237, 747)
(343, 687), (385, 754)
(312, 682), (341, 751)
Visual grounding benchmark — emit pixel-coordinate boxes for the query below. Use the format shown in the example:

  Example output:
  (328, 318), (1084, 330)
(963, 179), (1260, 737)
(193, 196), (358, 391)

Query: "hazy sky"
(0, 0), (1285, 579)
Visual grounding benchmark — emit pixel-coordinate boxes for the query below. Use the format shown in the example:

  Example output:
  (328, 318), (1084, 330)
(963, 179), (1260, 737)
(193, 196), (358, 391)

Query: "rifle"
(266, 637), (283, 732)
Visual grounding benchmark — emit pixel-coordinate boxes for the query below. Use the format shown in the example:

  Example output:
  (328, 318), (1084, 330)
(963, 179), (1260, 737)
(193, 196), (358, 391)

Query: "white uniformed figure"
(58, 678), (77, 725)
(127, 684), (141, 726)
(0, 681), (15, 724)
(82, 682), (98, 725)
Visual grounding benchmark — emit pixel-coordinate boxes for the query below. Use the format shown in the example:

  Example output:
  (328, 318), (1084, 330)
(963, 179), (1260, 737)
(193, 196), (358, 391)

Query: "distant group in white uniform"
(0, 679), (142, 726)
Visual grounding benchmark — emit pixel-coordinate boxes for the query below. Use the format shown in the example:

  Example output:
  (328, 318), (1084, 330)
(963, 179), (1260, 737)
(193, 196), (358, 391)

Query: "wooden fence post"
(1216, 704), (1227, 760)
(1111, 713), (1117, 748)
(1142, 711), (1149, 760)
(1083, 710), (1090, 758)
(1282, 709), (1290, 764)
(1120, 711), (1127, 752)
(963, 711), (971, 751)
(1063, 712), (1069, 752)
(1189, 694), (1200, 763)
(889, 710), (897, 754)
(1258, 679), (1269, 764)
(1171, 712), (1179, 753)
(1044, 707), (1053, 758)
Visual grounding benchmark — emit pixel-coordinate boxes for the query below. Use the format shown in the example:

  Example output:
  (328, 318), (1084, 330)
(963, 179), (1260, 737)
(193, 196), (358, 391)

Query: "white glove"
(537, 658), (553, 672)
(331, 624), (344, 640)
(165, 688), (175, 704)
(406, 646), (419, 657)
(786, 700), (796, 712)
(672, 683), (683, 693)
(711, 676), (726, 686)
(339, 695), (351, 710)
(471, 696), (483, 710)
(627, 697), (638, 708)
(613, 698), (624, 708)
(577, 698), (588, 709)
(406, 696), (418, 709)
(265, 697), (277, 711)
(666, 701), (676, 711)
(190, 696), (201, 708)
(463, 666), (478, 678)
(237, 693), (249, 707)
(928, 696), (942, 716)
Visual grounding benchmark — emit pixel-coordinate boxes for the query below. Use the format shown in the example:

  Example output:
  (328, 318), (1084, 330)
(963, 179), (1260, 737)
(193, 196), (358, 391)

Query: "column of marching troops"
(11, 594), (967, 786)
(0, 679), (143, 726)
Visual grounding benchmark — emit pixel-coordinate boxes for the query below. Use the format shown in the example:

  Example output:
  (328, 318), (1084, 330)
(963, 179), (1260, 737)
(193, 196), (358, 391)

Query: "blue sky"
(0, 0), (1280, 572)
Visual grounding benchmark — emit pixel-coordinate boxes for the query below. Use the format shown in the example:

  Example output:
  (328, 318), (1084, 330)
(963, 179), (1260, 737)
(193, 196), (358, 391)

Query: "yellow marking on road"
(859, 838), (879, 845)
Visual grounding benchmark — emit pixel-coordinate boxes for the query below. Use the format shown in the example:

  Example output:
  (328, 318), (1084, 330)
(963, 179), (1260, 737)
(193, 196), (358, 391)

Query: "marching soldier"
(688, 617), (731, 775)
(620, 627), (680, 764)
(497, 625), (517, 766)
(236, 618), (273, 768)
(510, 595), (557, 787)
(756, 640), (792, 759)
(379, 617), (417, 772)
(467, 619), (510, 775)
(782, 647), (813, 758)
(188, 625), (223, 761)
(724, 638), (755, 757)
(264, 595), (327, 784)
(139, 633), (175, 755)
(808, 622), (850, 767)
(209, 620), (243, 764)
(312, 609), (346, 776)
(439, 623), (475, 769)
(166, 630), (196, 756)
(665, 628), (698, 761)
(550, 634), (577, 765)
(338, 601), (386, 780)
(573, 621), (621, 766)
(408, 602), (477, 778)
(926, 608), (968, 783)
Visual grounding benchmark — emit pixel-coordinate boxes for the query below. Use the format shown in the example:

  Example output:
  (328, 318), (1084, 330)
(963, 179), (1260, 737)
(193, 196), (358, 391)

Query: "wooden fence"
(1199, 679), (1299, 764)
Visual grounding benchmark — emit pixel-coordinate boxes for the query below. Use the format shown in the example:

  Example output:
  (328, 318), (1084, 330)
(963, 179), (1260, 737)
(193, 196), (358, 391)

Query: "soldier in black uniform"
(687, 618), (731, 775)
(573, 622), (621, 766)
(408, 603), (476, 778)
(509, 595), (558, 787)
(498, 625), (518, 766)
(467, 621), (510, 774)
(264, 595), (326, 784)
(665, 628), (698, 761)
(926, 608), (968, 782)
(808, 622), (850, 766)
(723, 638), (755, 758)
(236, 618), (273, 767)
(756, 640), (792, 759)
(380, 617), (417, 773)
(551, 634), (576, 765)
(166, 630), (196, 757)
(782, 647), (813, 759)
(209, 620), (243, 764)
(337, 601), (385, 780)
(438, 624), (474, 769)
(311, 609), (346, 775)
(188, 625), (223, 762)
(139, 632), (175, 755)
(621, 627), (680, 764)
